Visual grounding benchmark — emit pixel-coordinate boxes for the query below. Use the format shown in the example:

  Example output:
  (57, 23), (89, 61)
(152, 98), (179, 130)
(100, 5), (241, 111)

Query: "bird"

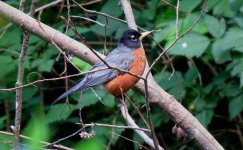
(54, 29), (150, 103)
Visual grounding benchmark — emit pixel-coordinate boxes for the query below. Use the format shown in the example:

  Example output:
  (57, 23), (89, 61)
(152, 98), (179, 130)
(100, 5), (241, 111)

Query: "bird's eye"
(131, 35), (137, 41)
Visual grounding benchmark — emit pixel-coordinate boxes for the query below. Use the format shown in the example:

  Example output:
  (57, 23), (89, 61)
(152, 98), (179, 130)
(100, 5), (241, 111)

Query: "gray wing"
(82, 49), (135, 88)
(53, 49), (134, 103)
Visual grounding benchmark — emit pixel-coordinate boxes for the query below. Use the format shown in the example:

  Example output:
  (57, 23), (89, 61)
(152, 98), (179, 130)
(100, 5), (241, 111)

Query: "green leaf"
(241, 72), (243, 88)
(38, 59), (55, 72)
(180, 0), (202, 12)
(152, 26), (174, 46)
(0, 116), (6, 129)
(73, 89), (106, 109)
(213, 0), (236, 17)
(0, 28), (21, 47)
(0, 56), (17, 78)
(154, 71), (184, 98)
(29, 35), (41, 44)
(152, 108), (170, 127)
(0, 56), (12, 64)
(168, 33), (210, 57)
(196, 109), (214, 128)
(212, 27), (243, 63)
(46, 104), (74, 123)
(75, 138), (104, 150)
(229, 95), (243, 120)
(22, 87), (38, 100)
(182, 13), (208, 34)
(212, 40), (232, 64)
(234, 15), (243, 29)
(72, 57), (91, 71)
(0, 134), (13, 150)
(184, 67), (198, 84)
(142, 0), (160, 20)
(24, 117), (50, 149)
(205, 0), (221, 10)
(223, 82), (242, 97)
(226, 58), (243, 87)
(67, 26), (90, 37)
(205, 15), (226, 38)
(90, 0), (123, 36)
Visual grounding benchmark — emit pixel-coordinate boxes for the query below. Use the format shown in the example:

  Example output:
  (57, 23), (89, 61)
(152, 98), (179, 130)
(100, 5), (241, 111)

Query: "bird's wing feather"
(82, 49), (135, 88)
(53, 48), (134, 103)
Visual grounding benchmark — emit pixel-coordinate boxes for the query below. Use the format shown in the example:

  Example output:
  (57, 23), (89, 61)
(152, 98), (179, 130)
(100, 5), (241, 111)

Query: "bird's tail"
(52, 79), (87, 104)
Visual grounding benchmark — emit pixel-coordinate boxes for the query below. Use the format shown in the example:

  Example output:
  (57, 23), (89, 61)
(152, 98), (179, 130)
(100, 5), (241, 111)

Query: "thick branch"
(0, 2), (224, 150)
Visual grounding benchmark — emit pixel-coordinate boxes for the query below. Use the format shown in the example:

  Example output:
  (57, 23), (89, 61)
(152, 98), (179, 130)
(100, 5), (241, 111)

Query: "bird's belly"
(105, 48), (146, 96)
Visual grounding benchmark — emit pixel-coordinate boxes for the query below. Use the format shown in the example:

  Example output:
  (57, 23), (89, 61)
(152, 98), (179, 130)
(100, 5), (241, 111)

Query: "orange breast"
(105, 47), (146, 96)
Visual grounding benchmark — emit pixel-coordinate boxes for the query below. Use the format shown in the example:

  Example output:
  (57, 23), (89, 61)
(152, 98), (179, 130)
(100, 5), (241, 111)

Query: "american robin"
(54, 29), (150, 103)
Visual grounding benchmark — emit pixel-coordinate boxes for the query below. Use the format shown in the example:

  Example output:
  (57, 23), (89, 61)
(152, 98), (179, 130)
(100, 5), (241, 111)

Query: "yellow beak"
(139, 31), (152, 40)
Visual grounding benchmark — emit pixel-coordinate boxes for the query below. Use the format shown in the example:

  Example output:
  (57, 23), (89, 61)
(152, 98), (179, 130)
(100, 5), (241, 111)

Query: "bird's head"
(119, 29), (150, 49)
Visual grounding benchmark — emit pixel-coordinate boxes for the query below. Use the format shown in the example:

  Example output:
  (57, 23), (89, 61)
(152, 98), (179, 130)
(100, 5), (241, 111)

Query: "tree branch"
(0, 1), (224, 150)
(119, 103), (163, 150)
(14, 0), (38, 149)
(120, 0), (160, 149)
(0, 131), (73, 150)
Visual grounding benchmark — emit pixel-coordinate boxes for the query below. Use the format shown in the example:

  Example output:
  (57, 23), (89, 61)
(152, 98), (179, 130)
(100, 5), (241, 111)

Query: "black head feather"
(119, 29), (142, 49)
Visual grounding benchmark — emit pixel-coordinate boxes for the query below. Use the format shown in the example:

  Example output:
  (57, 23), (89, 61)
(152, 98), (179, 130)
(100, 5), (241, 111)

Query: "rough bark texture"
(0, 1), (224, 150)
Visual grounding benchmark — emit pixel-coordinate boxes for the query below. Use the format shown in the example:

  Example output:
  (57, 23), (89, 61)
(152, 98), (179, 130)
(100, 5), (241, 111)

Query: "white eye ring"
(131, 35), (136, 41)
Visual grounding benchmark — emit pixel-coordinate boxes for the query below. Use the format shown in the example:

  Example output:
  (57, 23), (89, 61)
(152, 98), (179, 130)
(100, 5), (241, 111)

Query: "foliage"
(0, 0), (243, 149)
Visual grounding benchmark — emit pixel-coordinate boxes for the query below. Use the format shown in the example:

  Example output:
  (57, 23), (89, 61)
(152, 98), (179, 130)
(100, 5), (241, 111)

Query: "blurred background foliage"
(0, 0), (243, 149)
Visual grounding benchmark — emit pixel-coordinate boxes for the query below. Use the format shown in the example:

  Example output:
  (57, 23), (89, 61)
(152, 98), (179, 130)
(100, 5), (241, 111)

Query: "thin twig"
(112, 132), (150, 150)
(35, 0), (63, 13)
(62, 0), (103, 7)
(160, 0), (176, 9)
(60, 16), (146, 80)
(119, 102), (163, 150)
(48, 121), (144, 147)
(148, 36), (183, 101)
(14, 0), (38, 149)
(71, 15), (105, 27)
(19, 0), (25, 12)
(90, 88), (106, 106)
(0, 67), (109, 91)
(104, 16), (108, 54)
(80, 0), (103, 6)
(106, 116), (117, 150)
(72, 0), (147, 31)
(144, 79), (161, 150)
(236, 123), (243, 148)
(75, 122), (150, 132)
(124, 94), (150, 129)
(48, 127), (85, 146)
(0, 0), (64, 39)
(0, 131), (73, 150)
(175, 0), (180, 38)
(146, 0), (208, 78)
(64, 56), (70, 105)
(189, 59), (202, 86)
(51, 39), (82, 72)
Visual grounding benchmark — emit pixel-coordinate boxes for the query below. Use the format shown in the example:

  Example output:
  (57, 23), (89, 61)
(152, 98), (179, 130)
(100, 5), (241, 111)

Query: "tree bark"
(0, 1), (224, 150)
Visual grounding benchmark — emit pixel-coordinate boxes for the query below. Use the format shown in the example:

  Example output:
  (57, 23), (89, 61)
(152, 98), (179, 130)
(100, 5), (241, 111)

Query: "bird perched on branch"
(54, 29), (150, 103)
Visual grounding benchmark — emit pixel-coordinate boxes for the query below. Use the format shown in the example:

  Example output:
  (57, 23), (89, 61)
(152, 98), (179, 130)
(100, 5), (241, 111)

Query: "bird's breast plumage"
(105, 47), (146, 96)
